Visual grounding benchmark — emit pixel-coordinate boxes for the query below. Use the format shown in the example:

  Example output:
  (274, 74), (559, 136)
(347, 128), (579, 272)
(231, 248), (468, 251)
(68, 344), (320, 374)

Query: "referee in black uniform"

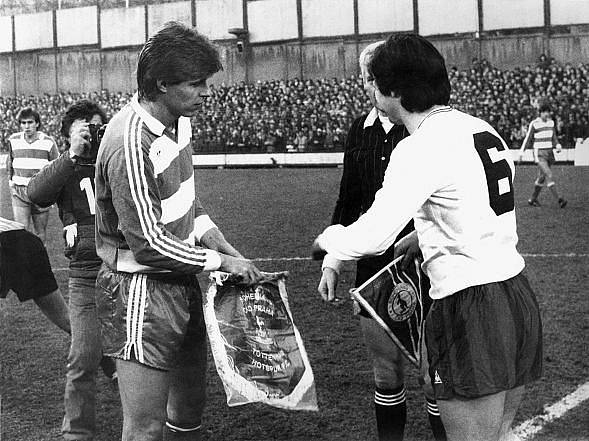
(317, 41), (446, 441)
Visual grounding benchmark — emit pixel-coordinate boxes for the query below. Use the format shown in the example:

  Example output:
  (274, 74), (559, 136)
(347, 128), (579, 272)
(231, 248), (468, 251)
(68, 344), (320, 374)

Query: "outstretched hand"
(317, 267), (339, 303)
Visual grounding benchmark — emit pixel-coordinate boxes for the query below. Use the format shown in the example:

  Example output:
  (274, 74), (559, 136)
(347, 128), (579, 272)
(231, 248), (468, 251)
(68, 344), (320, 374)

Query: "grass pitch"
(0, 165), (587, 440)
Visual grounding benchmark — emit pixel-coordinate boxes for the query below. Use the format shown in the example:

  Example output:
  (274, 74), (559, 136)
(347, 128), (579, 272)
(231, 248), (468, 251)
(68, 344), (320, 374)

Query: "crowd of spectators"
(1, 55), (588, 154)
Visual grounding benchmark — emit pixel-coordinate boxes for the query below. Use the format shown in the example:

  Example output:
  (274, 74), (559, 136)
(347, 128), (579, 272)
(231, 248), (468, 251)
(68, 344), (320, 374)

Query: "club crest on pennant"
(350, 255), (432, 368)
(387, 282), (417, 322)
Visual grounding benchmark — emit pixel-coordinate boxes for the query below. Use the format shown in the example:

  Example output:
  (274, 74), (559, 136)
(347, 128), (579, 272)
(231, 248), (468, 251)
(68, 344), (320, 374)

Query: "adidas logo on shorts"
(434, 370), (443, 384)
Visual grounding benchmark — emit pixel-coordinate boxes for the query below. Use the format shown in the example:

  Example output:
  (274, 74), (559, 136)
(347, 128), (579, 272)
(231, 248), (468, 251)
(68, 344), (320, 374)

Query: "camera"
(78, 123), (106, 165)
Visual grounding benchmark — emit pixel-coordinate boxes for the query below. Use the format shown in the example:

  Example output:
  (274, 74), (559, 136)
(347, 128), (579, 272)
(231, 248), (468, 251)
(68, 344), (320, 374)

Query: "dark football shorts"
(425, 272), (543, 400)
(0, 229), (58, 301)
(95, 265), (206, 371)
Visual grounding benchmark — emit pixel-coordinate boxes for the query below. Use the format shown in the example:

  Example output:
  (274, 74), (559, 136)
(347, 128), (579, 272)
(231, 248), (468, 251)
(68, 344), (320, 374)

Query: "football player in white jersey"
(312, 34), (542, 441)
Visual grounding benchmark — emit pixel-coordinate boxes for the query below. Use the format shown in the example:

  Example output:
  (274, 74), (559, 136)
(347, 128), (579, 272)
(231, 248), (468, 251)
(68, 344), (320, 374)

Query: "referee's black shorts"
(425, 272), (543, 400)
(0, 230), (58, 302)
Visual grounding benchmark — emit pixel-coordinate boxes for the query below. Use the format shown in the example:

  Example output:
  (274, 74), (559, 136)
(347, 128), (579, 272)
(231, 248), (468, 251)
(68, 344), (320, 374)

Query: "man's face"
(540, 110), (550, 121)
(19, 117), (39, 137)
(373, 82), (402, 124)
(88, 114), (103, 126)
(360, 64), (377, 108)
(162, 78), (210, 118)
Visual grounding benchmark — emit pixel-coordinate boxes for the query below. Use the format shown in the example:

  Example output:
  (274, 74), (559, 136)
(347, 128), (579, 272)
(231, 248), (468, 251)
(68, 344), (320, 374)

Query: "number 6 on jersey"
(473, 131), (514, 216)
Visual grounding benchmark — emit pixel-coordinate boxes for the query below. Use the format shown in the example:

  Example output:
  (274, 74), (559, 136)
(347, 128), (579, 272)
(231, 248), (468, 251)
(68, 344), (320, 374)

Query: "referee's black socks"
(374, 385), (407, 441)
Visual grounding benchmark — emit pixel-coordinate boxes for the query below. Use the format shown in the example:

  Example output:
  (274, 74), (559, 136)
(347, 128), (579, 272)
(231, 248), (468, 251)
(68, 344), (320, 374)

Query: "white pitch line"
(514, 381), (589, 440)
(522, 253), (589, 258)
(50, 252), (589, 272)
(253, 253), (589, 259)
(50, 254), (589, 439)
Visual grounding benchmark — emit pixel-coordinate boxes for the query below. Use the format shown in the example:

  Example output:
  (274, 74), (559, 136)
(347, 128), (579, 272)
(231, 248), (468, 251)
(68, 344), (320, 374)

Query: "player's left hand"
(556, 143), (562, 153)
(311, 239), (327, 260)
(393, 230), (421, 270)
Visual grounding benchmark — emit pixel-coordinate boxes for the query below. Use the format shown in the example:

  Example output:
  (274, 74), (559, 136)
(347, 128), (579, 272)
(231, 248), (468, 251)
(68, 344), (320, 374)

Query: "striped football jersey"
(522, 117), (557, 151)
(7, 132), (59, 186)
(95, 94), (220, 274)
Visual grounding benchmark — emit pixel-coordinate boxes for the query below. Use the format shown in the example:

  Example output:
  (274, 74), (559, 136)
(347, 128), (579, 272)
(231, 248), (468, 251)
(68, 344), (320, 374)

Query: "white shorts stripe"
(123, 274), (147, 361)
(123, 275), (138, 359)
(136, 275), (147, 363)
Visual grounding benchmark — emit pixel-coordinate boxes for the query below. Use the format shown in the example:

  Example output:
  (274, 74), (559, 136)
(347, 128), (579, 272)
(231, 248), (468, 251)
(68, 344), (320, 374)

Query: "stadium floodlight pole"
(228, 27), (249, 83)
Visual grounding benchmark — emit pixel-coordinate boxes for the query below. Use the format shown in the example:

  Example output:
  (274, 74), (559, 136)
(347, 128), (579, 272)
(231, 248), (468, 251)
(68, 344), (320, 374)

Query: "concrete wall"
(0, 55), (15, 96)
(0, 0), (588, 95)
(483, 0), (544, 30)
(481, 35), (546, 69)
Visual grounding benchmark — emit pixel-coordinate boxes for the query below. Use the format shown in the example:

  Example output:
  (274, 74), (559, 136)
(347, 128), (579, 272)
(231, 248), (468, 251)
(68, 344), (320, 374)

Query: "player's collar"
(416, 105), (453, 131)
(364, 107), (394, 133)
(130, 93), (166, 136)
(22, 131), (41, 143)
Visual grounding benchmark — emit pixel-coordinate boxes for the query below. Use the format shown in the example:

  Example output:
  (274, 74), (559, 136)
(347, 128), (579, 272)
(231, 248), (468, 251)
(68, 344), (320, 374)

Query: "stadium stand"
(1, 57), (588, 155)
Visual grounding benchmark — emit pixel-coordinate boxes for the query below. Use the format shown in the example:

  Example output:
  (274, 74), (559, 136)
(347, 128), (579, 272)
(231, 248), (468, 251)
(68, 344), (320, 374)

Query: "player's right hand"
(219, 254), (263, 285)
(69, 119), (91, 158)
(393, 230), (420, 270)
(317, 267), (339, 303)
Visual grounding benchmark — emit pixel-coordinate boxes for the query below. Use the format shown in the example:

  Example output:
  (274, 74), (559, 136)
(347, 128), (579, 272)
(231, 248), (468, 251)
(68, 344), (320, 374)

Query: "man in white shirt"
(313, 34), (542, 441)
(319, 41), (445, 441)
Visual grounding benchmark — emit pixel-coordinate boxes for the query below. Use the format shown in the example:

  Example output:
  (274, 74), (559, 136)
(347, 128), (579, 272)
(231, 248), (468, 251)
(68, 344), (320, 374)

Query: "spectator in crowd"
(295, 129), (308, 152)
(1, 58), (588, 155)
(28, 99), (118, 441)
(6, 107), (59, 243)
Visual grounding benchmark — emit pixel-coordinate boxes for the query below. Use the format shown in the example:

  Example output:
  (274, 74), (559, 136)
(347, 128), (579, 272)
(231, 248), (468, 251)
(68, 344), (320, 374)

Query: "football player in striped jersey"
(94, 22), (262, 441)
(518, 104), (567, 208)
(6, 107), (59, 242)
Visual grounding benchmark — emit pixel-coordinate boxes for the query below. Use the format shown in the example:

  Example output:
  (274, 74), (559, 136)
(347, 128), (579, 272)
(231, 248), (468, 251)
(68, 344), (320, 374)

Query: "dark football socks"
(426, 397), (447, 441)
(374, 385), (407, 441)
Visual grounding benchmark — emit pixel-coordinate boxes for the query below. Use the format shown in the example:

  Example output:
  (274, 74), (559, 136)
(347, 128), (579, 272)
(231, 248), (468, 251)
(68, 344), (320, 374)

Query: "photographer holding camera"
(28, 99), (117, 441)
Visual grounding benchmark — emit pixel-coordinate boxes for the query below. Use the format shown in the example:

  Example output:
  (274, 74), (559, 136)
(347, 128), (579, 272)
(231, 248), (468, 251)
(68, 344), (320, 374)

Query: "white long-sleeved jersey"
(317, 107), (525, 299)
